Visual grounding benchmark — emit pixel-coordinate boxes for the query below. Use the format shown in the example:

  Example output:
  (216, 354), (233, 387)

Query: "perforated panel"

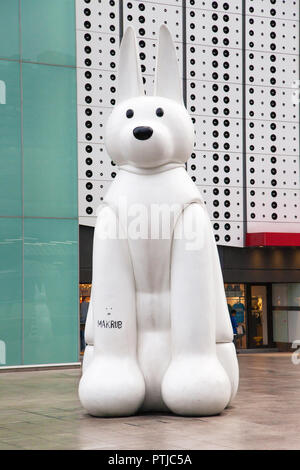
(123, 1), (183, 96)
(186, 1), (244, 247)
(76, 0), (120, 225)
(76, 0), (184, 227)
(245, 0), (300, 233)
(75, 0), (300, 244)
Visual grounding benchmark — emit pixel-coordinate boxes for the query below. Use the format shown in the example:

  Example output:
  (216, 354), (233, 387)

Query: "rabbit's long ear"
(117, 26), (144, 103)
(154, 25), (183, 103)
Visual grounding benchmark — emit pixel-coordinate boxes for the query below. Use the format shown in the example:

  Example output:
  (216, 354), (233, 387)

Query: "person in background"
(80, 296), (89, 353)
(230, 309), (239, 353)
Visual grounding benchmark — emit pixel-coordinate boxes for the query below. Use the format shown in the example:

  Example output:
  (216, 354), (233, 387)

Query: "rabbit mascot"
(79, 25), (239, 417)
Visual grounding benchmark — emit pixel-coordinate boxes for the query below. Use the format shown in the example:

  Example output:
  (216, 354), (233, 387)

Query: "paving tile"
(0, 440), (23, 450)
(0, 353), (300, 449)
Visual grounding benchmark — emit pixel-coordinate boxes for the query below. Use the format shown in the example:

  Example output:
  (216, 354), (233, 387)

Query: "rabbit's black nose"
(133, 126), (153, 141)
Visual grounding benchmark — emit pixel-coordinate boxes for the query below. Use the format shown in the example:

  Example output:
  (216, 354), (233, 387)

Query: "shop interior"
(79, 283), (91, 354)
(225, 283), (274, 349)
(80, 282), (276, 352)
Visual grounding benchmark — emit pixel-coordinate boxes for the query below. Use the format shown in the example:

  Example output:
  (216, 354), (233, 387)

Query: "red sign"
(246, 232), (300, 247)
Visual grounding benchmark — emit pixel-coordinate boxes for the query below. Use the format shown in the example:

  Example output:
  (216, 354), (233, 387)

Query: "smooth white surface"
(161, 203), (232, 416)
(216, 343), (239, 404)
(116, 26), (144, 104)
(79, 25), (239, 417)
(82, 345), (94, 375)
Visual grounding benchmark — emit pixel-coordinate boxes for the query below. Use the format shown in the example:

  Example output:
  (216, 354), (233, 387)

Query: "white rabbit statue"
(78, 25), (239, 417)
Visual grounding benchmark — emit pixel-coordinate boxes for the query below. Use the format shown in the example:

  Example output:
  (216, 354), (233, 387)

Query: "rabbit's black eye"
(156, 108), (164, 117)
(126, 109), (134, 118)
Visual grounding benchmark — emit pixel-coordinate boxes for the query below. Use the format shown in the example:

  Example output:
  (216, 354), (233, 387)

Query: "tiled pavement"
(0, 353), (299, 450)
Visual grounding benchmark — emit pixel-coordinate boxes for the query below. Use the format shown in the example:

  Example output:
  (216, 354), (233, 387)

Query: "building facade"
(77, 0), (300, 352)
(0, 0), (300, 368)
(0, 0), (79, 367)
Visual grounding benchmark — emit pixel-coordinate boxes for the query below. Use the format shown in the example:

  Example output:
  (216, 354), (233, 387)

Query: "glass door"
(224, 283), (247, 349)
(248, 285), (269, 348)
(79, 283), (91, 354)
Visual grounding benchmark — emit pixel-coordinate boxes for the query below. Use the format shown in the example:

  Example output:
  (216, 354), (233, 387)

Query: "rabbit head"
(105, 25), (194, 169)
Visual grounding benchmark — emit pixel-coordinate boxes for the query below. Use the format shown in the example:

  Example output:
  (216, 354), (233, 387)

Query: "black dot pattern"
(186, 0), (243, 245)
(76, 0), (300, 243)
(246, 0), (299, 228)
(77, 0), (119, 219)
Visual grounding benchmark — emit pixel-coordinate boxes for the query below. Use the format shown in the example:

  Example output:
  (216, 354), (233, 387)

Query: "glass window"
(249, 285), (268, 347)
(272, 283), (300, 308)
(272, 284), (300, 344)
(0, 1), (78, 367)
(273, 310), (288, 343)
(23, 218), (79, 365)
(0, 0), (19, 60)
(287, 311), (300, 343)
(22, 63), (77, 218)
(0, 218), (22, 366)
(0, 61), (22, 216)
(21, 0), (76, 66)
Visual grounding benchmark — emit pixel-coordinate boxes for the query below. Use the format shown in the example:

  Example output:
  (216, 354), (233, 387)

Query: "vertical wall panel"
(23, 64), (77, 218)
(0, 219), (22, 366)
(21, 0), (76, 66)
(0, 0), (20, 60)
(0, 61), (22, 216)
(76, 0), (120, 226)
(186, 1), (244, 247)
(245, 0), (300, 233)
(23, 219), (78, 365)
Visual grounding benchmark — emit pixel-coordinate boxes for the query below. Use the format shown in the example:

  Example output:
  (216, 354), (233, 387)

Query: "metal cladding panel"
(186, 2), (244, 247)
(76, 0), (120, 226)
(245, 0), (300, 234)
(75, 0), (300, 245)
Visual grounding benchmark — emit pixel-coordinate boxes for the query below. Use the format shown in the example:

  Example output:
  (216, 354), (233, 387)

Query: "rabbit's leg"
(82, 291), (94, 374)
(206, 226), (239, 404)
(79, 206), (145, 417)
(162, 204), (231, 416)
(216, 343), (239, 405)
